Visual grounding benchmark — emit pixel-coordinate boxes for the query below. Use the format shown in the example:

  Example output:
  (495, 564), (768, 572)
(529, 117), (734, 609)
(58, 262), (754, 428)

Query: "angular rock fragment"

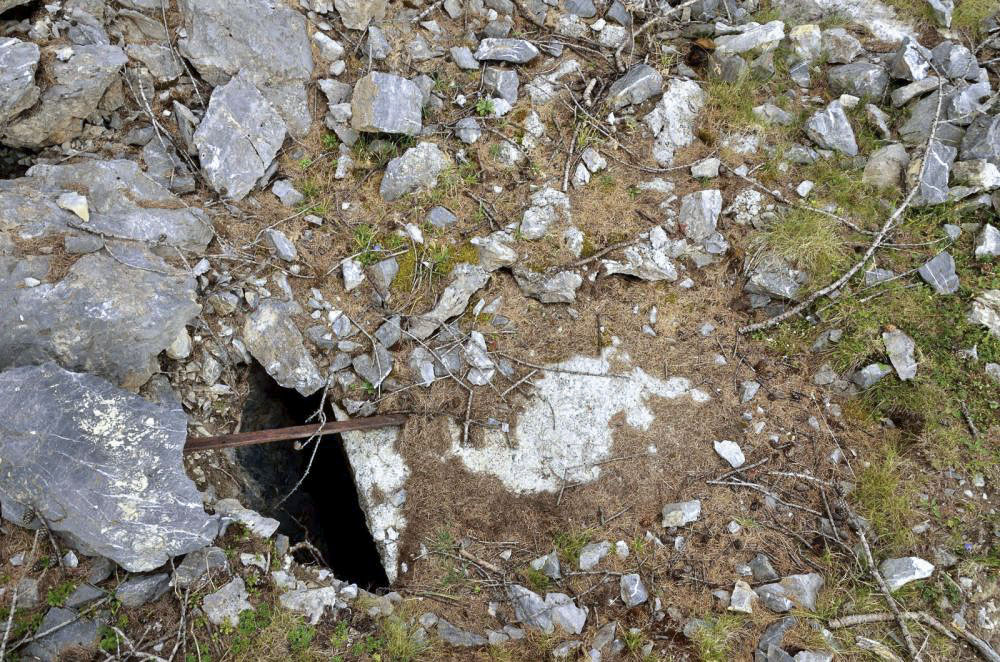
(606, 64), (662, 110)
(918, 251), (959, 294)
(203, 578), (252, 626)
(883, 328), (917, 380)
(863, 143), (910, 191)
(602, 241), (678, 282)
(177, 0), (313, 136)
(173, 547), (228, 589)
(116, 573), (170, 608)
(351, 72), (423, 135)
(472, 231), (518, 271)
(513, 267), (582, 304)
(910, 139), (956, 206)
(643, 79), (705, 167)
(679, 190), (723, 242)
(960, 115), (1000, 166)
(755, 574), (824, 612)
(243, 300), (325, 396)
(729, 580), (756, 613)
(891, 39), (933, 82)
(509, 584), (552, 632)
(853, 363), (893, 388)
(714, 21), (785, 54)
(620, 574), (648, 608)
(828, 62), (888, 98)
(380, 142), (451, 201)
(408, 264), (490, 339)
(0, 364), (219, 571)
(520, 187), (571, 239)
(713, 440), (745, 468)
(0, 37), (40, 125)
(23, 607), (102, 662)
(662, 500), (701, 527)
(579, 541), (611, 570)
(822, 28), (863, 64)
(194, 73), (287, 200)
(336, 0), (388, 30)
(280, 587), (339, 624)
(438, 619), (488, 646)
(975, 224), (1000, 259)
(879, 557), (934, 591)
(3, 44), (126, 148)
(969, 290), (1000, 336)
(744, 253), (808, 302)
(805, 101), (858, 156)
(474, 38), (539, 63)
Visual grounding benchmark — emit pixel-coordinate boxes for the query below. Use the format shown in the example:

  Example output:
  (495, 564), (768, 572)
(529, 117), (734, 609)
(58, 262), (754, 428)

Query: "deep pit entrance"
(237, 362), (389, 590)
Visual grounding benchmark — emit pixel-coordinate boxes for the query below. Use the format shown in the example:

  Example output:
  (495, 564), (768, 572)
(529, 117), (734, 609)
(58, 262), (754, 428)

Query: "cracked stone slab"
(448, 342), (710, 494)
(0, 364), (220, 572)
(177, 0), (312, 136)
(0, 249), (201, 389)
(882, 328), (917, 380)
(243, 300), (325, 396)
(194, 71), (287, 201)
(0, 37), (40, 125)
(407, 264), (490, 340)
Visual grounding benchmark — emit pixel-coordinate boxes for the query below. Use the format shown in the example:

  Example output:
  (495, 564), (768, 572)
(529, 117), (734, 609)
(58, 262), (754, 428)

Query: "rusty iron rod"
(184, 414), (407, 453)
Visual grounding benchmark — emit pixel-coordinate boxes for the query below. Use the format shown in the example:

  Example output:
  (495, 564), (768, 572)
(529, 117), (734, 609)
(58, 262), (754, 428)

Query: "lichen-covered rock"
(0, 364), (219, 572)
(643, 79), (705, 166)
(194, 72), (287, 201)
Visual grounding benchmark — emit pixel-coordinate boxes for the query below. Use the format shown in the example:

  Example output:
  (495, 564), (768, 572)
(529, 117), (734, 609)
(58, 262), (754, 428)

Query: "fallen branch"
(829, 612), (954, 640)
(856, 529), (919, 660)
(613, 0), (703, 70)
(737, 78), (945, 335)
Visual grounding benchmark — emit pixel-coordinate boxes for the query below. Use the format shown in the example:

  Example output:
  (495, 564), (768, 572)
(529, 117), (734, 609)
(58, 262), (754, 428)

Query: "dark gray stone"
(918, 251), (959, 294)
(427, 206), (458, 227)
(115, 573), (170, 608)
(566, 0), (595, 16)
(913, 138), (956, 205)
(23, 608), (102, 662)
(606, 0), (632, 24)
(172, 546), (229, 589)
(606, 64), (663, 110)
(194, 72), (287, 201)
(805, 101), (858, 156)
(177, 0), (312, 136)
(751, 553), (779, 582)
(827, 62), (888, 98)
(483, 67), (519, 104)
(438, 619), (488, 646)
(243, 300), (325, 396)
(960, 114), (1000, 165)
(65, 584), (105, 609)
(380, 142), (451, 201)
(0, 365), (219, 571)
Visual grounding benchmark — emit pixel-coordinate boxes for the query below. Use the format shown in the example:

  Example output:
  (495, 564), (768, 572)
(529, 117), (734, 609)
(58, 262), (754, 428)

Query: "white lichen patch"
(807, 0), (916, 44)
(447, 342), (710, 494)
(336, 408), (409, 584)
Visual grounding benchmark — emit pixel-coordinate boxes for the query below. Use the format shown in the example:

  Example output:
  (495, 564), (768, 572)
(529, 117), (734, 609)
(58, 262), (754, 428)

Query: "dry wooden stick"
(856, 529), (919, 660)
(738, 78), (945, 335)
(829, 612), (954, 640)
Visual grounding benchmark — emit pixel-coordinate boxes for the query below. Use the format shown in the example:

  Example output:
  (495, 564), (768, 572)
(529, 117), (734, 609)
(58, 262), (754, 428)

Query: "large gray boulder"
(177, 0), (312, 136)
(0, 364), (220, 571)
(22, 607), (103, 662)
(379, 142), (451, 201)
(2, 44), (126, 148)
(805, 101), (858, 156)
(351, 72), (423, 135)
(194, 72), (287, 201)
(606, 64), (663, 110)
(0, 249), (201, 389)
(243, 300), (325, 396)
(827, 62), (888, 98)
(0, 37), (40, 126)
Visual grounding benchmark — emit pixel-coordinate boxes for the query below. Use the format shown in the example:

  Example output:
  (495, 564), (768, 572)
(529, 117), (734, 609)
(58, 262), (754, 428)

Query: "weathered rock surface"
(203, 578), (252, 626)
(662, 500), (701, 527)
(828, 62), (889, 98)
(336, 0), (389, 30)
(644, 79), (705, 166)
(969, 290), (1000, 336)
(805, 101), (857, 156)
(474, 38), (539, 63)
(863, 143), (910, 191)
(607, 64), (663, 110)
(280, 587), (340, 625)
(351, 72), (423, 136)
(0, 249), (200, 389)
(2, 44), (126, 148)
(879, 557), (934, 591)
(0, 37), (40, 125)
(918, 251), (959, 294)
(883, 328), (917, 380)
(243, 300), (325, 396)
(0, 364), (219, 572)
(380, 142), (451, 201)
(194, 72), (287, 201)
(23, 607), (102, 662)
(116, 573), (170, 608)
(177, 0), (312, 136)
(407, 264), (490, 339)
(715, 21), (785, 54)
(512, 267), (582, 303)
(755, 573), (824, 612)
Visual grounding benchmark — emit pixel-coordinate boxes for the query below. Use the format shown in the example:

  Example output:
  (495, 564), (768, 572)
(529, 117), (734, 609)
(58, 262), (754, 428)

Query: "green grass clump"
(763, 208), (850, 288)
(854, 450), (917, 551)
(691, 614), (744, 661)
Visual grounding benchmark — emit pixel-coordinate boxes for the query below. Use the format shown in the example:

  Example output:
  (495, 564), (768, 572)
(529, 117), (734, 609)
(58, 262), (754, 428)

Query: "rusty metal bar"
(184, 414), (407, 452)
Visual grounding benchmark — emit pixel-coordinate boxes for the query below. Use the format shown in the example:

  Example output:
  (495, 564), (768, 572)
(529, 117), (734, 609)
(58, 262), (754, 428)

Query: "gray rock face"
(879, 557), (934, 591)
(969, 290), (1000, 336)
(661, 500), (701, 527)
(620, 574), (648, 608)
(116, 573), (170, 608)
(0, 37), (40, 125)
(408, 264), (490, 339)
(380, 142), (451, 201)
(23, 607), (102, 662)
(975, 224), (1000, 259)
(203, 578), (252, 626)
(0, 250), (200, 389)
(0, 364), (219, 571)
(863, 143), (910, 191)
(918, 251), (959, 294)
(853, 363), (893, 388)
(243, 300), (324, 396)
(579, 541), (611, 570)
(822, 28), (864, 63)
(177, 0), (312, 136)
(474, 38), (539, 63)
(753, 103), (794, 126)
(931, 41), (980, 80)
(351, 72), (423, 135)
(755, 573), (824, 612)
(127, 44), (183, 83)
(745, 253), (808, 302)
(509, 584), (552, 632)
(805, 101), (858, 156)
(828, 63), (888, 98)
(438, 619), (488, 646)
(714, 20), (785, 54)
(911, 139), (956, 206)
(547, 593), (587, 634)
(335, 0), (388, 30)
(3, 44), (126, 148)
(195, 72), (286, 200)
(883, 329), (917, 380)
(472, 231), (518, 272)
(512, 267), (582, 304)
(173, 546), (228, 589)
(925, 0), (952, 27)
(891, 39), (933, 81)
(530, 551), (561, 579)
(751, 554), (780, 582)
(679, 190), (723, 242)
(279, 587), (339, 624)
(960, 114), (1000, 166)
(643, 79), (705, 166)
(607, 64), (663, 110)
(602, 240), (678, 282)
(483, 67), (519, 104)
(520, 187), (571, 240)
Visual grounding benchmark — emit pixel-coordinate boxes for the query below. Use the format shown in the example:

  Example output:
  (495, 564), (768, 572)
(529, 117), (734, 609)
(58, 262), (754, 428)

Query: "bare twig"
(829, 612), (954, 640)
(856, 529), (919, 660)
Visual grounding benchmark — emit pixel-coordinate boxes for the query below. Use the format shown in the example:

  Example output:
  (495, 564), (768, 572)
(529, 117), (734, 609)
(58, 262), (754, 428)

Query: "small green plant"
(331, 621), (350, 648)
(321, 133), (339, 150)
(476, 98), (495, 117)
(46, 581), (76, 607)
(287, 622), (316, 652)
(691, 615), (743, 661)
